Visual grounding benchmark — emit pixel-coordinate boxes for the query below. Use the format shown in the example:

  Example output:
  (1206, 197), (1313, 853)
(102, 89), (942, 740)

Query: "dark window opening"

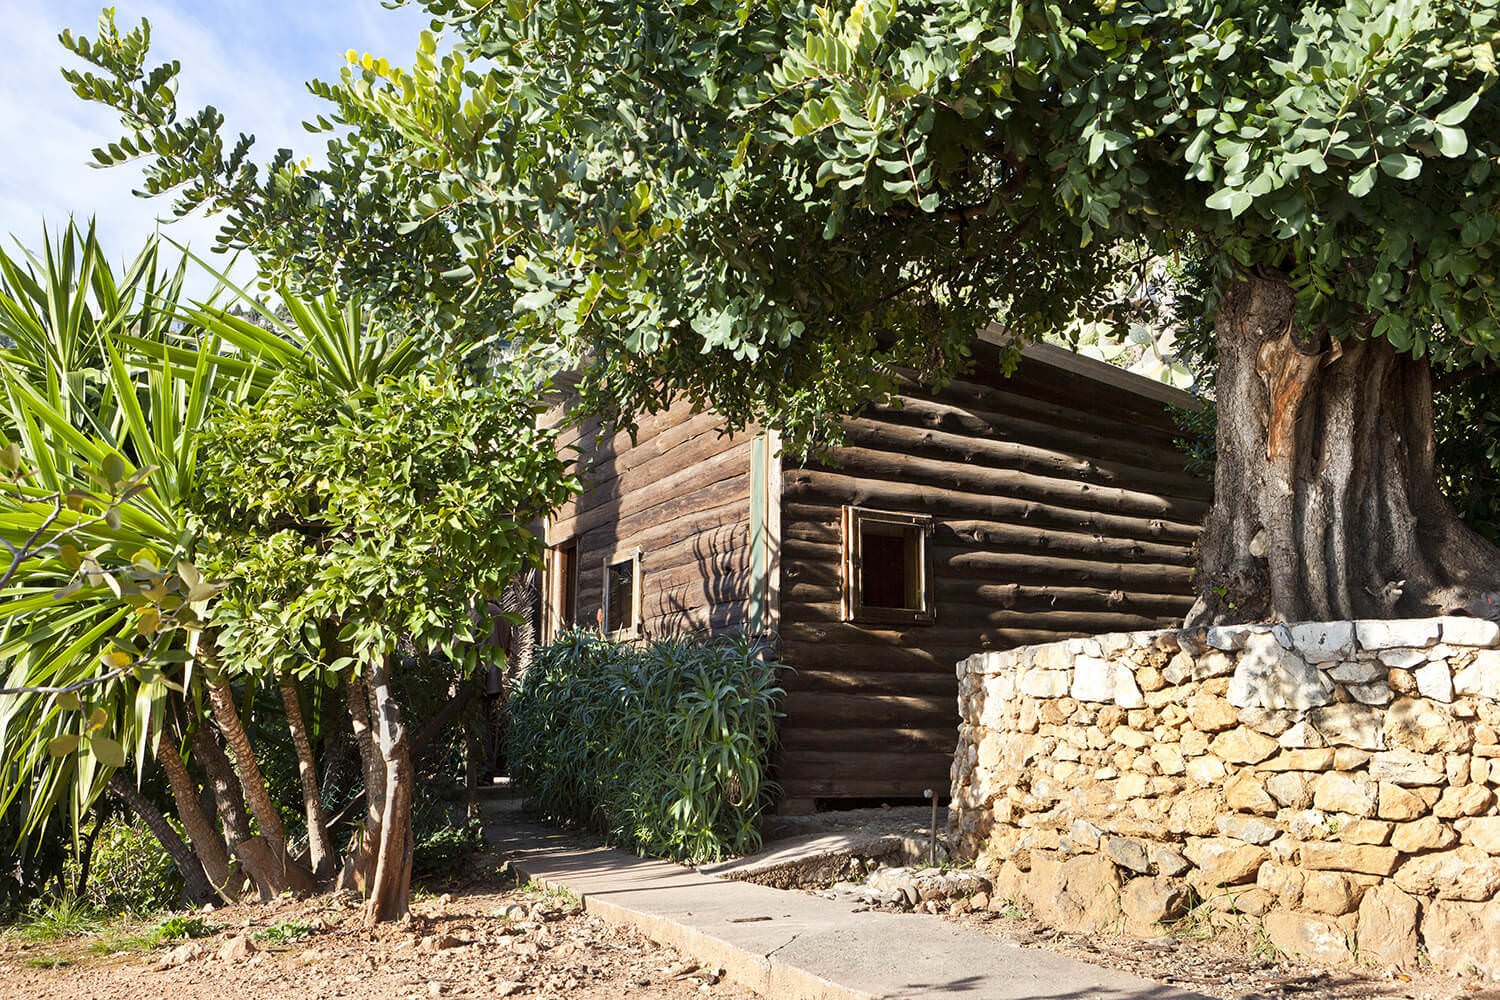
(605, 558), (635, 634)
(557, 540), (577, 627)
(860, 522), (920, 610)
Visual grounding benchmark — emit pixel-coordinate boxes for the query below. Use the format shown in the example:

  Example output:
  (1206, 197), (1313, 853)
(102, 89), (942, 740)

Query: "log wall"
(545, 398), (758, 639)
(775, 343), (1211, 806)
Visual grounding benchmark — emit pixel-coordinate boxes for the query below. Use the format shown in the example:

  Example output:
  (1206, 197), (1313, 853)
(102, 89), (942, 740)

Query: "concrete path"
(484, 817), (1209, 1000)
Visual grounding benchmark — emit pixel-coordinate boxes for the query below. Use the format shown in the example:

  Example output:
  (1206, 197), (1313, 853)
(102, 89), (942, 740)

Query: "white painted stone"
(1228, 633), (1334, 711)
(1070, 657), (1114, 703)
(1289, 622), (1355, 663)
(1441, 616), (1500, 648)
(1355, 619), (1442, 651)
(1329, 661), (1385, 684)
(1112, 662), (1145, 709)
(1379, 649), (1427, 670)
(1020, 668), (1071, 699)
(1207, 626), (1245, 651)
(1414, 661), (1455, 703)
(1454, 650), (1500, 700)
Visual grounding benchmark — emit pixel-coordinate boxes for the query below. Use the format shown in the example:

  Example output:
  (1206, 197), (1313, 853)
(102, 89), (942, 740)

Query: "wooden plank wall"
(775, 346), (1211, 805)
(546, 398), (758, 637)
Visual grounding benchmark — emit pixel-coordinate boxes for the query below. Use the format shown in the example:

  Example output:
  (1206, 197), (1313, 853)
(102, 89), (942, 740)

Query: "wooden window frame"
(841, 506), (935, 625)
(544, 537), (579, 642)
(601, 547), (644, 640)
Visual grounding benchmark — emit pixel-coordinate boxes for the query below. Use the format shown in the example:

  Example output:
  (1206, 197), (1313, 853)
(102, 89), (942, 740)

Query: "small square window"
(842, 507), (934, 625)
(602, 549), (642, 638)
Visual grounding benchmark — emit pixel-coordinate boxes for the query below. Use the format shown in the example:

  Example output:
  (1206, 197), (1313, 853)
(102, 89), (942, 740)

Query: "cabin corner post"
(749, 429), (782, 638)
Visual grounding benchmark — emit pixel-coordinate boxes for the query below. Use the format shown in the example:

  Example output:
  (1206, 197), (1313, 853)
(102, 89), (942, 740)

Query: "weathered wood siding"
(546, 398), (758, 638)
(775, 344), (1211, 804)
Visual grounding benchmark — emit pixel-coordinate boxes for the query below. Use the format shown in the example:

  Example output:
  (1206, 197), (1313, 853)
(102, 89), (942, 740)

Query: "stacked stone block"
(950, 617), (1500, 976)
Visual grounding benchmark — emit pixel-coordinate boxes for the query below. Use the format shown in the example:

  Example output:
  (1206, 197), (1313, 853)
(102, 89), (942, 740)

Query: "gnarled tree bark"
(1188, 272), (1500, 625)
(363, 658), (413, 927)
(191, 726), (281, 901)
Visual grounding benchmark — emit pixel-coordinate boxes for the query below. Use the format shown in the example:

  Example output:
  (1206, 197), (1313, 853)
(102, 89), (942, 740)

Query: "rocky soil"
(1, 853), (756, 1000)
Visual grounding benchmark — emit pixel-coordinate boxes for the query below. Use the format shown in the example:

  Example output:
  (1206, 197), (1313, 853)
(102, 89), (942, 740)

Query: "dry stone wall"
(950, 617), (1500, 976)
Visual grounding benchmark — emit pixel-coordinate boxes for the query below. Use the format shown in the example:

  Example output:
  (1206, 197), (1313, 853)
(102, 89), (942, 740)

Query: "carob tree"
(60, 0), (1500, 632)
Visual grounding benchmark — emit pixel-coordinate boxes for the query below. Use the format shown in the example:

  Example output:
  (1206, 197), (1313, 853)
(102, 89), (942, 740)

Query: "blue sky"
(0, 0), (431, 293)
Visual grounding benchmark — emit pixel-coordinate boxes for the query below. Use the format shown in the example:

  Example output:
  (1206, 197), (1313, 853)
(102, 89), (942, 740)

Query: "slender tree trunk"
(191, 727), (281, 901)
(108, 774), (218, 907)
(364, 659), (413, 927)
(206, 681), (316, 894)
(337, 674), (385, 893)
(1189, 272), (1500, 625)
(279, 677), (336, 879)
(73, 806), (108, 899)
(155, 736), (240, 904)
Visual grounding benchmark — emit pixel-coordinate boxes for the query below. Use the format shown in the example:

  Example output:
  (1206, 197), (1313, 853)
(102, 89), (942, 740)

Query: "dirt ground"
(942, 902), (1495, 1000)
(0, 852), (757, 1000)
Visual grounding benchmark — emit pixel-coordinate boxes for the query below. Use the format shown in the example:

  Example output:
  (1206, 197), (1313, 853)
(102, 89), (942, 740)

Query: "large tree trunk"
(206, 682), (316, 894)
(279, 678), (336, 879)
(363, 659), (413, 927)
(107, 774), (219, 907)
(154, 736), (241, 904)
(336, 674), (386, 894)
(1188, 273), (1500, 625)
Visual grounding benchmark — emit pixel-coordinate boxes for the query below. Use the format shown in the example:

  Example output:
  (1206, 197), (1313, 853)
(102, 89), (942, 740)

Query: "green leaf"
(1348, 163), (1378, 197)
(47, 734), (80, 757)
(1379, 154), (1422, 180)
(88, 736), (125, 768)
(1435, 125), (1468, 158)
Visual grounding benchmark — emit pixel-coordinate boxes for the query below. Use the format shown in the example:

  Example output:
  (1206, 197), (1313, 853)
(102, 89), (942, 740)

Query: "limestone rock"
(1216, 814), (1278, 846)
(1355, 619), (1441, 650)
(1347, 682), (1394, 706)
(1356, 884), (1421, 969)
(1238, 708), (1295, 736)
(1260, 748), (1336, 771)
(1458, 816), (1500, 855)
(1185, 692), (1238, 732)
(1311, 772), (1376, 818)
(1103, 836), (1151, 875)
(1020, 668), (1070, 699)
(1454, 650), (1500, 700)
(1289, 622), (1355, 662)
(1370, 749), (1445, 787)
(1328, 661), (1384, 685)
(1301, 872), (1365, 915)
(1228, 634), (1333, 711)
(1258, 862), (1305, 908)
(1266, 771), (1313, 810)
(1414, 661), (1455, 703)
(1264, 910), (1352, 965)
(1394, 847), (1500, 900)
(1193, 650), (1237, 679)
(1183, 838), (1267, 890)
(217, 934), (258, 963)
(1390, 816), (1458, 853)
(1339, 819), (1394, 846)
(1168, 789), (1226, 835)
(1071, 656), (1114, 703)
(1224, 772), (1277, 816)
(1386, 697), (1472, 753)
(1307, 703), (1385, 750)
(1185, 755), (1227, 785)
(1421, 900), (1500, 978)
(1442, 616), (1500, 647)
(1277, 720), (1327, 750)
(1120, 876), (1189, 935)
(1287, 810), (1331, 841)
(1377, 782), (1427, 821)
(1023, 853), (1122, 934)
(1379, 648), (1427, 669)
(1435, 784), (1496, 819)
(1212, 728), (1280, 765)
(1300, 842), (1400, 877)
(1149, 844), (1192, 878)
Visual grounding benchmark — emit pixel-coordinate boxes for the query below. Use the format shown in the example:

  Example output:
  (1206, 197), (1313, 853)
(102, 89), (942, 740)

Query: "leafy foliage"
(508, 632), (782, 863)
(64, 817), (181, 916)
(193, 359), (576, 682)
(61, 2), (1500, 455)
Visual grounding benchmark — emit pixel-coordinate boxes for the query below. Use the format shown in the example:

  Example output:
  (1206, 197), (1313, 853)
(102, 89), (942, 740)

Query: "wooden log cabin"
(538, 333), (1210, 812)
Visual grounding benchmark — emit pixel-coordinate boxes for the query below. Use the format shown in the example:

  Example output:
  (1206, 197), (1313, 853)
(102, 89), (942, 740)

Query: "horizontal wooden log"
(775, 750), (954, 782)
(836, 417), (1208, 503)
(781, 578), (1195, 618)
(781, 599), (1170, 633)
(873, 395), (1193, 477)
(779, 691), (958, 728)
(782, 471), (1201, 545)
(780, 669), (959, 696)
(574, 498), (747, 565)
(551, 468), (750, 542)
(808, 446), (1208, 523)
(575, 436), (753, 521)
(928, 362), (1186, 438)
(780, 623), (1088, 650)
(777, 727), (958, 754)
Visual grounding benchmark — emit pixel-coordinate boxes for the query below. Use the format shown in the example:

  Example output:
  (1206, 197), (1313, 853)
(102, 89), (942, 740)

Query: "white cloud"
(0, 0), (430, 298)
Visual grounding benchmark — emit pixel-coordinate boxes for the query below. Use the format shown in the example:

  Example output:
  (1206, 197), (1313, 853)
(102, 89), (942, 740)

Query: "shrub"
(507, 633), (782, 863)
(66, 819), (182, 917)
